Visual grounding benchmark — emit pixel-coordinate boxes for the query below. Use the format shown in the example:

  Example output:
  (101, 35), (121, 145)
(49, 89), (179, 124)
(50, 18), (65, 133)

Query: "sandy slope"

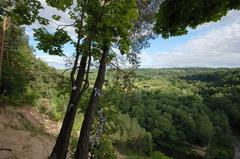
(0, 128), (55, 159)
(0, 106), (60, 159)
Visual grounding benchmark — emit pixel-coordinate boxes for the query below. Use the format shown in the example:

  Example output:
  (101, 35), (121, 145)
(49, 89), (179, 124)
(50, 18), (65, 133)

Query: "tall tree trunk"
(49, 54), (88, 159)
(0, 16), (8, 89)
(49, 5), (90, 157)
(75, 42), (109, 159)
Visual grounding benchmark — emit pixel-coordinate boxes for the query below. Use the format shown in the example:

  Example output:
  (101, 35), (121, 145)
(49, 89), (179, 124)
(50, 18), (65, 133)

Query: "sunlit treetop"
(33, 0), (138, 57)
(0, 0), (44, 25)
(46, 0), (73, 11)
(83, 0), (138, 54)
(154, 0), (240, 39)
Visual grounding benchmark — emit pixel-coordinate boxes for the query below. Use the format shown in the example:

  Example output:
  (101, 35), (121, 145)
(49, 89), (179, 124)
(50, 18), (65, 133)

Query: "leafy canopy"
(1, 0), (43, 25)
(154, 0), (240, 38)
(33, 28), (71, 56)
(33, 0), (138, 58)
(46, 0), (73, 11)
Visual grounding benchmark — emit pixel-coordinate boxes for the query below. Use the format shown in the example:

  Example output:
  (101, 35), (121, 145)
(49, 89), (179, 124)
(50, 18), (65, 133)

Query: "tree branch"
(0, 148), (12, 151)
(70, 7), (85, 86)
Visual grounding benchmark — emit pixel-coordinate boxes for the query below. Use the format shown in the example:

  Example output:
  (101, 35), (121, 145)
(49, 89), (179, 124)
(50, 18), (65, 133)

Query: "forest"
(0, 0), (240, 159)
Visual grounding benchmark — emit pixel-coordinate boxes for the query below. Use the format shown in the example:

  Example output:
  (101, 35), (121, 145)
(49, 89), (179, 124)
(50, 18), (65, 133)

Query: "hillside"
(0, 106), (57, 159)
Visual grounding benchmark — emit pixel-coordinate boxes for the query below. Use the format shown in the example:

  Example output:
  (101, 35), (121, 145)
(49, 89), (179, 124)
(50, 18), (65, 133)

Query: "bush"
(112, 114), (153, 156)
(92, 136), (117, 159)
(150, 151), (172, 159)
(127, 132), (153, 156)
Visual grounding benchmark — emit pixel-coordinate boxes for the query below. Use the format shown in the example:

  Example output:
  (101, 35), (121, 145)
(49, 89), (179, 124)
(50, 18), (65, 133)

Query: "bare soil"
(0, 106), (61, 159)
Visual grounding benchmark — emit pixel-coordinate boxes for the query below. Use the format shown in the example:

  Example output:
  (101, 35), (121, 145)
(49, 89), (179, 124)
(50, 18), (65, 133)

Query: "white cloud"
(140, 52), (240, 68)
(27, 3), (240, 69)
(26, 0), (76, 39)
(26, 0), (77, 68)
(140, 10), (240, 68)
(36, 54), (67, 68)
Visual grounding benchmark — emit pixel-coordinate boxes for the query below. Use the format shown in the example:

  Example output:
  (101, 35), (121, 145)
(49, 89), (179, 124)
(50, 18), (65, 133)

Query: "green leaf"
(37, 17), (49, 25)
(33, 27), (71, 56)
(52, 14), (61, 21)
(10, 0), (43, 25)
(154, 0), (239, 38)
(46, 0), (73, 11)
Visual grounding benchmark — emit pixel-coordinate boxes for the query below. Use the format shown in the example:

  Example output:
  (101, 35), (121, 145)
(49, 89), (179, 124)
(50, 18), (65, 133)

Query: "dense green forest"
(1, 25), (240, 159)
(105, 68), (240, 159)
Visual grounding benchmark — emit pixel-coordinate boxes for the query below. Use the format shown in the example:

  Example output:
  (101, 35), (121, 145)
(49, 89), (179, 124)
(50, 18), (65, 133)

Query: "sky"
(26, 2), (240, 69)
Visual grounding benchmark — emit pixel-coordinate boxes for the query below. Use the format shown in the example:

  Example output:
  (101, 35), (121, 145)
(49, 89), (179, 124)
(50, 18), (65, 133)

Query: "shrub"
(92, 136), (117, 159)
(150, 151), (172, 159)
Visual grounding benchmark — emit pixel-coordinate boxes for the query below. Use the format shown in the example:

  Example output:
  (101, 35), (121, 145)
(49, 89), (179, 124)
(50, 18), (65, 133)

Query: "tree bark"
(74, 43), (109, 159)
(49, 5), (90, 157)
(49, 54), (88, 159)
(0, 16), (8, 89)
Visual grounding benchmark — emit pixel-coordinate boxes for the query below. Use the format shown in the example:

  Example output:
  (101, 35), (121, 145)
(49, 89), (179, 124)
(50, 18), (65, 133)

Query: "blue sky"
(26, 1), (240, 68)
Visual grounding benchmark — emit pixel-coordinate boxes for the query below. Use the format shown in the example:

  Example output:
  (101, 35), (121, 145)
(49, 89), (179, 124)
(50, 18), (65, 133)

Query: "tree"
(1, 0), (138, 158)
(0, 0), (43, 90)
(1, 25), (33, 99)
(1, 3), (160, 158)
(0, 16), (9, 88)
(0, 0), (90, 157)
(1, 1), (77, 157)
(154, 0), (240, 38)
(74, 1), (138, 158)
(37, 2), (92, 158)
(31, 0), (138, 159)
